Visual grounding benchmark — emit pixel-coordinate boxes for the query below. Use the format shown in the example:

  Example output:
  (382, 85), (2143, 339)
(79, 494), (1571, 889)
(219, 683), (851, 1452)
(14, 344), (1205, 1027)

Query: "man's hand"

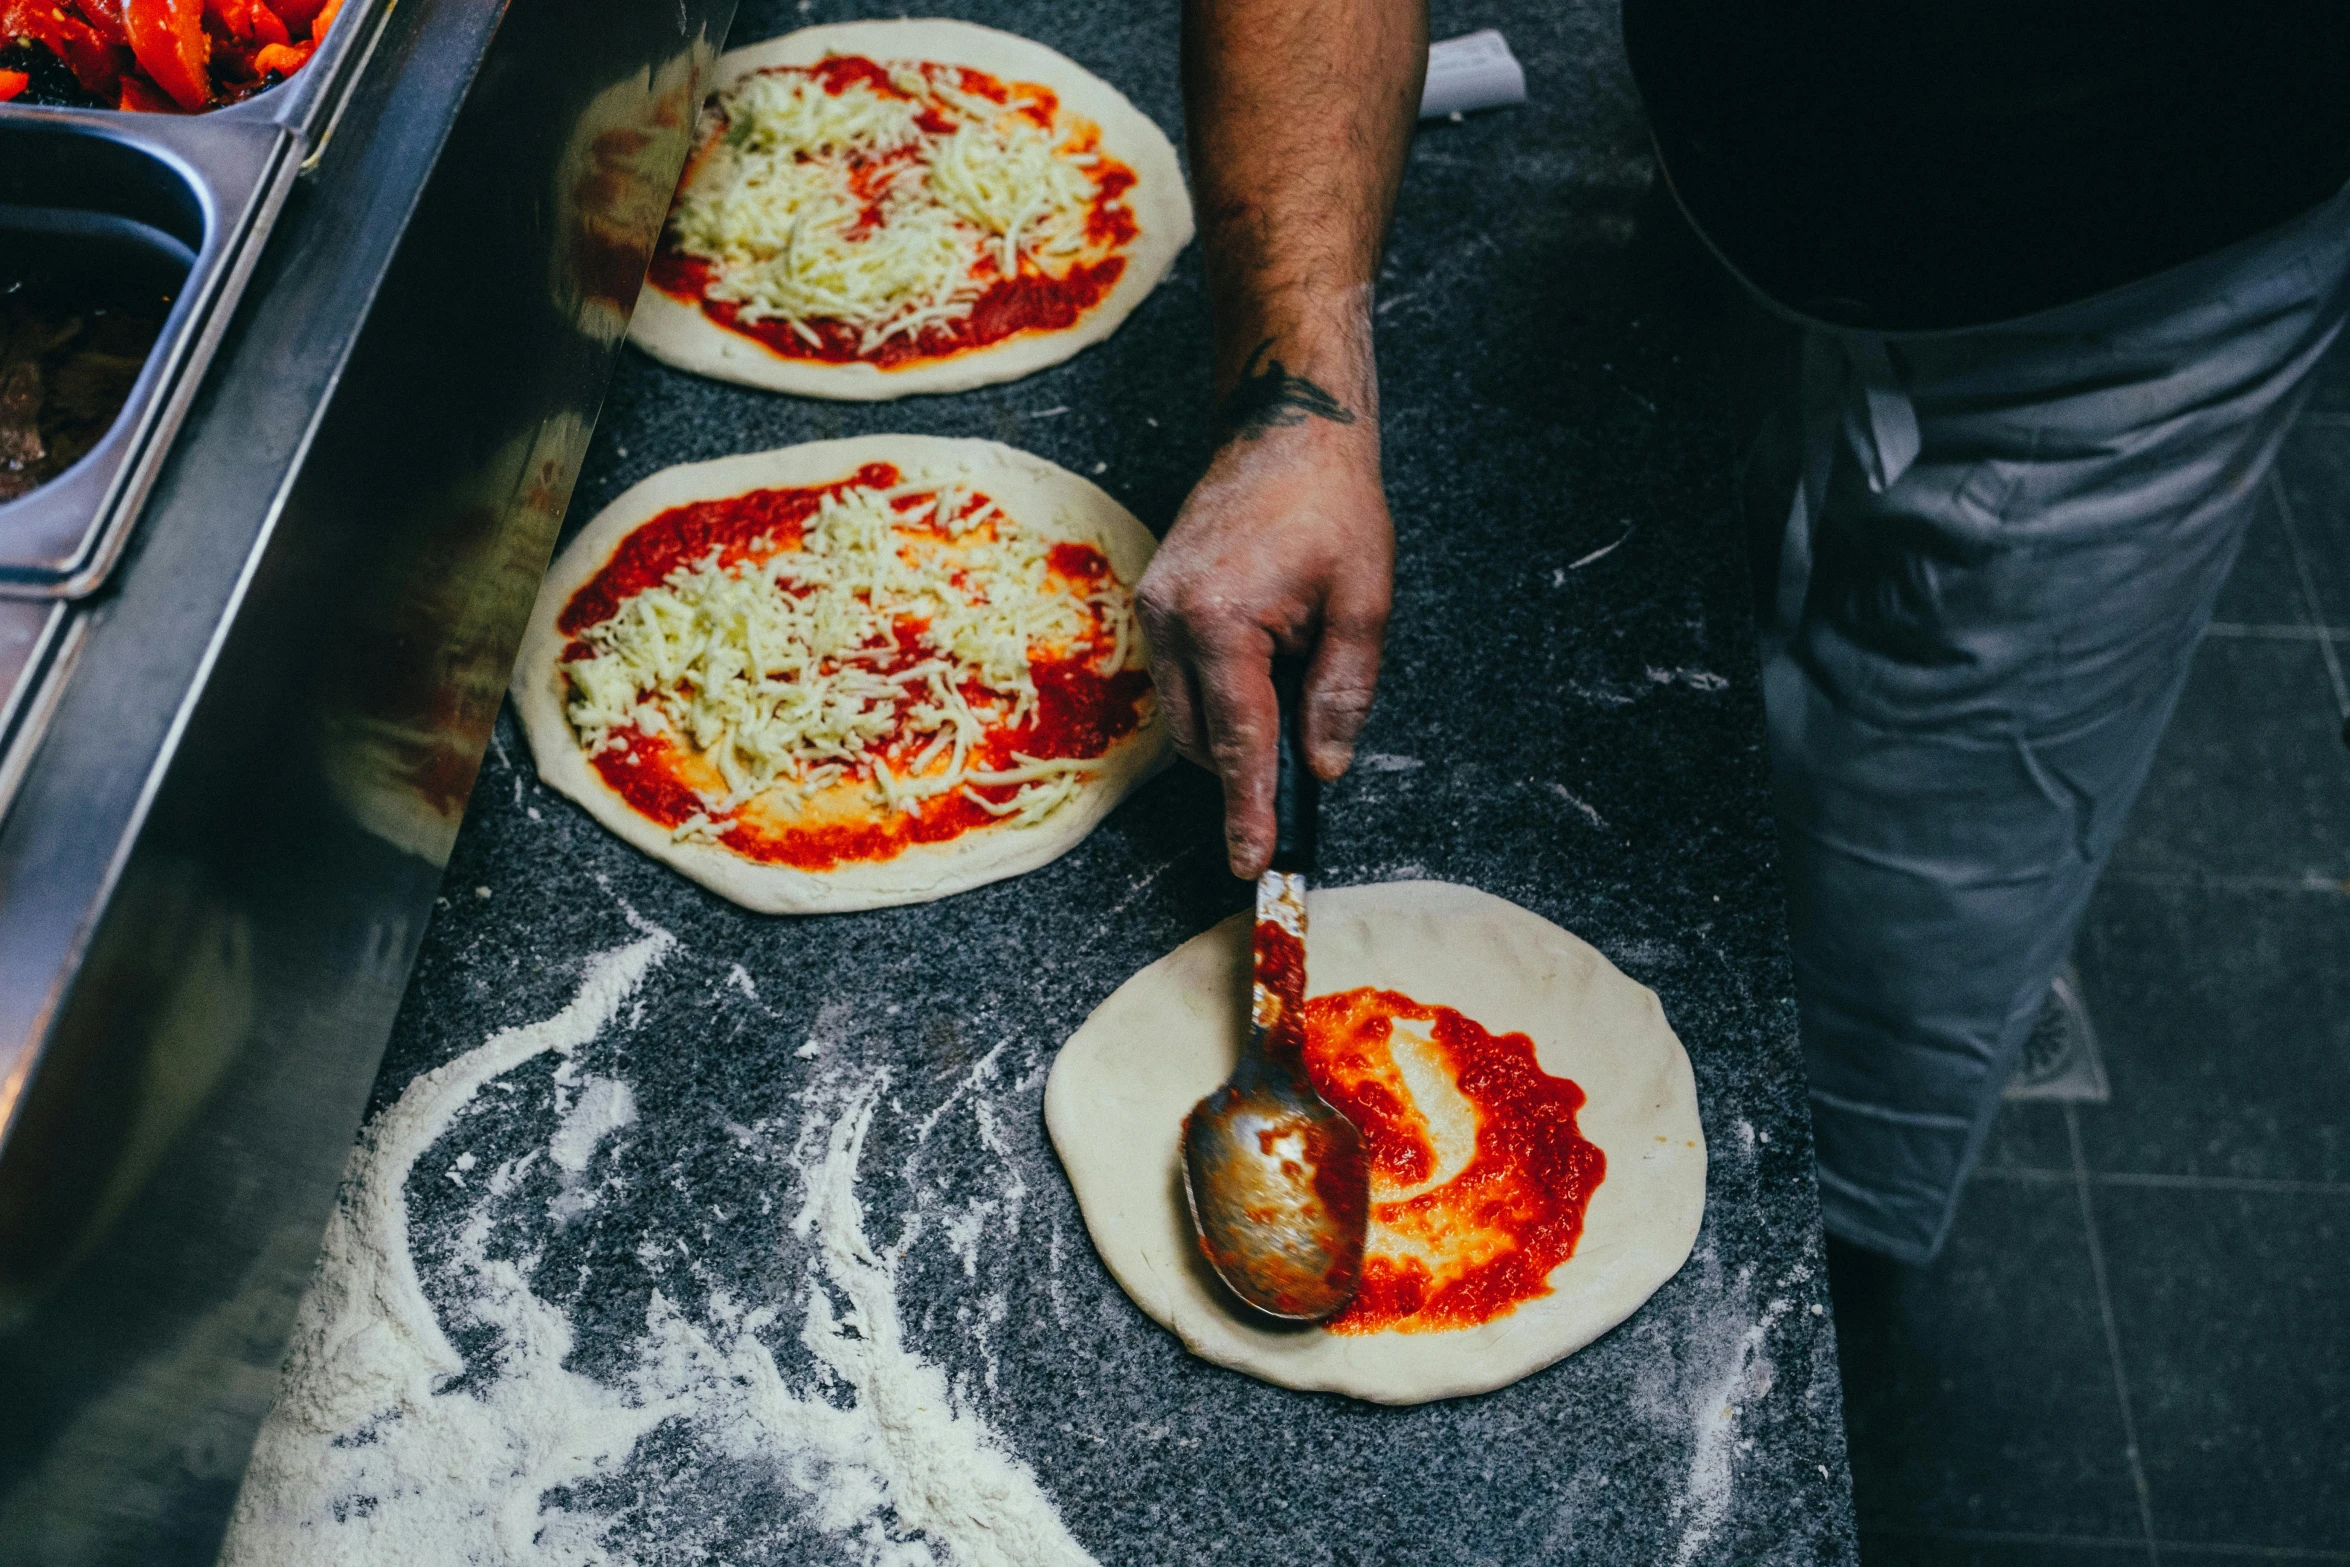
(1139, 397), (1393, 878)
(1162, 0), (1426, 878)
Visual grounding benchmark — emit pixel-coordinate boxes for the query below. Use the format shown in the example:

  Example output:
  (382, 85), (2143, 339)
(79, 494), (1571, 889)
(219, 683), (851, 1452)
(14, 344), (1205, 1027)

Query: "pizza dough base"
(1045, 881), (1706, 1404)
(630, 19), (1195, 400)
(512, 435), (1171, 914)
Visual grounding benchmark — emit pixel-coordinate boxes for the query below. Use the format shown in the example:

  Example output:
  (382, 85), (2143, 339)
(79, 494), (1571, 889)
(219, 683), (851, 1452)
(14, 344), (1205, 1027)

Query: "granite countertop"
(353, 0), (1857, 1559)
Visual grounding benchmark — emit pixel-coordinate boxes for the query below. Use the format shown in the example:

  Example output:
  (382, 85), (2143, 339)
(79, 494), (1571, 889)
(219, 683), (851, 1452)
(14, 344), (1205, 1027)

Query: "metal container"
(0, 0), (732, 1557)
(0, 0), (388, 597)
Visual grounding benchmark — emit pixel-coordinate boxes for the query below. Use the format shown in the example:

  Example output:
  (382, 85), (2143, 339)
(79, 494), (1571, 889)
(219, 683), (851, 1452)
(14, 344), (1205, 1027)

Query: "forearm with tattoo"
(1182, 0), (1426, 429)
(1218, 339), (1359, 440)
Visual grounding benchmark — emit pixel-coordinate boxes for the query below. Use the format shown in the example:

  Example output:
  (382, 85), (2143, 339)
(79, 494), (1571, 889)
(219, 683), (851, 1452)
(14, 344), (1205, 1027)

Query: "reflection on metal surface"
(318, 412), (600, 864)
(0, 0), (734, 1557)
(316, 37), (716, 866)
(556, 55), (711, 346)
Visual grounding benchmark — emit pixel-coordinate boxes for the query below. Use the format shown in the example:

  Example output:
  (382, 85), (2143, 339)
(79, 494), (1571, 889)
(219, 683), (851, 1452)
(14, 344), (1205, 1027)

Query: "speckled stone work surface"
(363, 0), (1858, 1560)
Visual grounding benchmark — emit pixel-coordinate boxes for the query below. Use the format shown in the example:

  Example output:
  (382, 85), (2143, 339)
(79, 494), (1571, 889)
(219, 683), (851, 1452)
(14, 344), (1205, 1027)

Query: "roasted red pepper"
(123, 0), (209, 109)
(2, 0), (123, 96)
(6, 0), (328, 107)
(0, 68), (26, 101)
(249, 39), (307, 77)
(116, 72), (176, 110)
(74, 0), (129, 47)
(203, 0), (285, 45)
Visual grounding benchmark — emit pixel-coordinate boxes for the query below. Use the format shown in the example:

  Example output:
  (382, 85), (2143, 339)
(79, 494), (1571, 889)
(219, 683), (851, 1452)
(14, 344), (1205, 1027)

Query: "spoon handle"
(1270, 655), (1318, 876)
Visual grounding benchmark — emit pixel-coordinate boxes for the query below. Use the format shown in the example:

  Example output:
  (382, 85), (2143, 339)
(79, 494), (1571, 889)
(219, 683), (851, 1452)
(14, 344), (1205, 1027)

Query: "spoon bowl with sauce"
(1180, 660), (1368, 1322)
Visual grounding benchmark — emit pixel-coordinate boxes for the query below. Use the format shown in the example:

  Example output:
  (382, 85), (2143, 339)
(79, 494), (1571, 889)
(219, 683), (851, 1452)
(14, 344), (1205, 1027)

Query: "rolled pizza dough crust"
(630, 19), (1195, 400)
(512, 435), (1170, 914)
(1045, 880), (1706, 1404)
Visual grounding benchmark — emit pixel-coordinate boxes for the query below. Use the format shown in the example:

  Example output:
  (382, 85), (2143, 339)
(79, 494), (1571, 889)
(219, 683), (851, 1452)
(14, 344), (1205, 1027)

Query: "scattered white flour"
(1603, 937), (1684, 972)
(940, 1201), (997, 1280)
(221, 928), (1097, 1567)
(548, 1077), (637, 1225)
(910, 1041), (1007, 1149)
(1645, 666), (1730, 693)
(768, 1075), (1093, 1567)
(1567, 679), (1638, 710)
(1666, 1262), (1800, 1567)
(1044, 1224), (1072, 1330)
(1547, 781), (1607, 829)
(970, 1098), (1026, 1247)
(797, 997), (857, 1061)
(1563, 523), (1635, 573)
(223, 929), (678, 1567)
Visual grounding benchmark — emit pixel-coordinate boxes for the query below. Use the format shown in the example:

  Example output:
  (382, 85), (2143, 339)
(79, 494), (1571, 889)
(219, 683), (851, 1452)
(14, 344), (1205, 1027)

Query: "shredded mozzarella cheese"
(668, 59), (1115, 352)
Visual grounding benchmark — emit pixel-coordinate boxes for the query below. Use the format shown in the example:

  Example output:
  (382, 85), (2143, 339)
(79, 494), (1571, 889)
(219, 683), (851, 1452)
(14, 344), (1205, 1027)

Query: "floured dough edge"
(1045, 880), (1707, 1404)
(511, 435), (1172, 914)
(629, 19), (1195, 400)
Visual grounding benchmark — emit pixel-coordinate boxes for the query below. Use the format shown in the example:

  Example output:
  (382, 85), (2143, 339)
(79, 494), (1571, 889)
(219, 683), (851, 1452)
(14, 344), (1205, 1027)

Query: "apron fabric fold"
(1734, 182), (2350, 1263)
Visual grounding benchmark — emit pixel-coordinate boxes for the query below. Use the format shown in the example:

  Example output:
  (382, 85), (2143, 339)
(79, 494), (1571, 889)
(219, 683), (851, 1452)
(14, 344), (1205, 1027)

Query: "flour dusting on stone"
(220, 929), (1095, 1567)
(222, 930), (678, 1566)
(1666, 1258), (1800, 1567)
(549, 1077), (637, 1224)
(1547, 780), (1607, 829)
(778, 1074), (1094, 1567)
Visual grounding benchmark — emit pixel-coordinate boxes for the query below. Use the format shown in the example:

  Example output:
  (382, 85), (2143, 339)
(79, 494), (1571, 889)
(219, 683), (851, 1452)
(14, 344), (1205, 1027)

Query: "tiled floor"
(1832, 352), (2350, 1565)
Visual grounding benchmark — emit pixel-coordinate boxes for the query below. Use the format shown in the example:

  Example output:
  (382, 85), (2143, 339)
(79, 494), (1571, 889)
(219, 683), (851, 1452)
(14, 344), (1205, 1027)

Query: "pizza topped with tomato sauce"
(1047, 881), (1710, 1405)
(629, 20), (1192, 399)
(511, 436), (1169, 913)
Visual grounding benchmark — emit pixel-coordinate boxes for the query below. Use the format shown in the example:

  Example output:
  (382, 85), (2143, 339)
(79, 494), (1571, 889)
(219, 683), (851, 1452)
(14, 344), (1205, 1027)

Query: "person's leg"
(1745, 195), (2350, 1263)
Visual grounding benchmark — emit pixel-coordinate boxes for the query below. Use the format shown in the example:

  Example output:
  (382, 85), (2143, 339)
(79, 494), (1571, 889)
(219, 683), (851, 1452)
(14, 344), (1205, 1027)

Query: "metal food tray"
(0, 0), (388, 598)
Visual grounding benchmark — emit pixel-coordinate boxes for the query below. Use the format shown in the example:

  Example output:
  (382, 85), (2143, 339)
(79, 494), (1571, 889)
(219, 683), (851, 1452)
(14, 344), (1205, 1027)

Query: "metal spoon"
(1180, 659), (1369, 1322)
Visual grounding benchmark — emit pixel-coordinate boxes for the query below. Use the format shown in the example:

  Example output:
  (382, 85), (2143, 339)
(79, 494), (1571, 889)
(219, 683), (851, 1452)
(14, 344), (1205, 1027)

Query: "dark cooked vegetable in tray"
(0, 269), (167, 503)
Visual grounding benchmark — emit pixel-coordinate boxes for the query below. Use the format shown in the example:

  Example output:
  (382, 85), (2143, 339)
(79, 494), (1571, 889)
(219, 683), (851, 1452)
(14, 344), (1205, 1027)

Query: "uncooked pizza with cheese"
(511, 436), (1169, 913)
(630, 20), (1193, 399)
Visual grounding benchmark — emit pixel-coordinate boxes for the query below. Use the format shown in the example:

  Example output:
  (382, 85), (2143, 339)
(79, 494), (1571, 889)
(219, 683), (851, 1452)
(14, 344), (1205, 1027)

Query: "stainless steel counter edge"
(0, 0), (732, 1555)
(0, 0), (504, 1149)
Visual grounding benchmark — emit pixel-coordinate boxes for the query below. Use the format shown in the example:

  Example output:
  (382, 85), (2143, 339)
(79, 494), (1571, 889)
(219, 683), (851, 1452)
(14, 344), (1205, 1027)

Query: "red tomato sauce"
(1303, 989), (1608, 1334)
(555, 463), (895, 644)
(646, 55), (1141, 370)
(1252, 919), (1309, 1061)
(560, 473), (1150, 871)
(1048, 540), (1113, 583)
(647, 253), (1130, 370)
(804, 53), (897, 98)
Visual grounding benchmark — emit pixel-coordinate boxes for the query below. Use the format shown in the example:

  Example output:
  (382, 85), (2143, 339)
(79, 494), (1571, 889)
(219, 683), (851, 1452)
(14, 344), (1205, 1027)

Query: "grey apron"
(1731, 182), (2350, 1262)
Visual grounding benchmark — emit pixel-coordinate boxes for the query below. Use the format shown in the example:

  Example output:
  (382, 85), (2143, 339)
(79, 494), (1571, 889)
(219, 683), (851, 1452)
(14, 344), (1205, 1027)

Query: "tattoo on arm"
(1217, 339), (1357, 439)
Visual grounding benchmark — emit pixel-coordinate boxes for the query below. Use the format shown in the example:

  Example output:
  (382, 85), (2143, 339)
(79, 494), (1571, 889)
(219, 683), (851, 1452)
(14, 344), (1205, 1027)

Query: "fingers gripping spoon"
(1181, 660), (1370, 1321)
